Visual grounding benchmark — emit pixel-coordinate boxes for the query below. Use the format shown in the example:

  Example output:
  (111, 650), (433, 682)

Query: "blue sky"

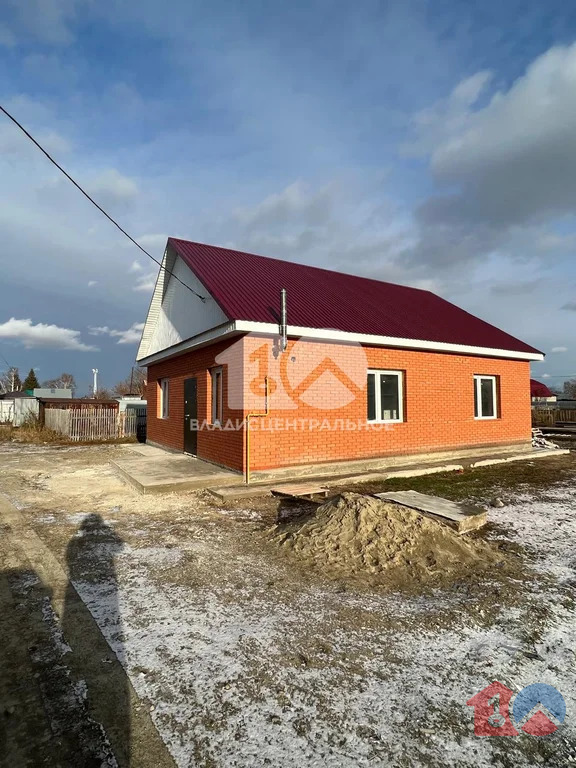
(1, 0), (575, 393)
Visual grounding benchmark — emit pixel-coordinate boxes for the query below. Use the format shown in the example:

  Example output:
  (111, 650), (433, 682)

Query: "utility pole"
(92, 368), (99, 398)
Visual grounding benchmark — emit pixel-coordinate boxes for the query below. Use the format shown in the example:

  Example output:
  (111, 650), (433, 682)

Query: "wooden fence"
(532, 407), (576, 426)
(45, 407), (144, 441)
(0, 400), (14, 424)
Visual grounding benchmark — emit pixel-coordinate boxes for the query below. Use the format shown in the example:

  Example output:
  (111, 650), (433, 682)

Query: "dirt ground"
(1, 443), (575, 767)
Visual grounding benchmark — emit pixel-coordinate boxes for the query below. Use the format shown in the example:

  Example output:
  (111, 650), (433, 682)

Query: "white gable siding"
(138, 250), (228, 360)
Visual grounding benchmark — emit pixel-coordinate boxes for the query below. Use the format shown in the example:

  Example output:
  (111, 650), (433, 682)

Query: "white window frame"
(474, 375), (498, 420)
(367, 369), (404, 423)
(211, 367), (223, 425)
(159, 378), (169, 420)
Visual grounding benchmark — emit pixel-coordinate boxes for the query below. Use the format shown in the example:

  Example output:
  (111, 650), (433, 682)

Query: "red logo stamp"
(468, 681), (566, 737)
(467, 681), (519, 736)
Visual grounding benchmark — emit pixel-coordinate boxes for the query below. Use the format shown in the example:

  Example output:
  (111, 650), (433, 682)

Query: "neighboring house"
(0, 390), (39, 426)
(557, 399), (576, 409)
(116, 395), (147, 413)
(32, 388), (73, 399)
(530, 379), (557, 404)
(0, 390), (34, 400)
(137, 238), (544, 478)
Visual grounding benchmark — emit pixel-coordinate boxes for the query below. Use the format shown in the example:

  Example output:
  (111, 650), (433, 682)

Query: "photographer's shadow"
(62, 513), (130, 766)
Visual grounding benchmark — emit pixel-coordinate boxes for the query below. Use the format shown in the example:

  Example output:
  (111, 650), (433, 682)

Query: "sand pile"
(270, 492), (503, 586)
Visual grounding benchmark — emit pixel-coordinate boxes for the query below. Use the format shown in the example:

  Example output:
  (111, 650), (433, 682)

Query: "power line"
(0, 349), (14, 370)
(0, 104), (206, 302)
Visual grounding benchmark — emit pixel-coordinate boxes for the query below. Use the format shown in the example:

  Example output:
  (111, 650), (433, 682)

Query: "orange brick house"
(137, 238), (543, 480)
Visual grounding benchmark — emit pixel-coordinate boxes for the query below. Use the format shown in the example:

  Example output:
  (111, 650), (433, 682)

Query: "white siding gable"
(137, 247), (228, 361)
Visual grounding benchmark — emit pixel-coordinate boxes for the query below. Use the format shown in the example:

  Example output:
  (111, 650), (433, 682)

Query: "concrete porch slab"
(111, 444), (240, 494)
(207, 447), (569, 501)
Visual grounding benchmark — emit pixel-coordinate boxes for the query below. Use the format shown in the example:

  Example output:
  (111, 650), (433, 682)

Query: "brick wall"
(146, 335), (532, 473)
(146, 338), (245, 472)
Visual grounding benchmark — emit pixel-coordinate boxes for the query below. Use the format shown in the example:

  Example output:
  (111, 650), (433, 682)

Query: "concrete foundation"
(248, 442), (534, 483)
(113, 442), (569, 497)
(208, 447), (569, 501)
(111, 444), (240, 494)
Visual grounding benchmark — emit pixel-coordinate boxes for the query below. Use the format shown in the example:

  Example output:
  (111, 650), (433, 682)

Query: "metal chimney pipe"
(280, 288), (287, 352)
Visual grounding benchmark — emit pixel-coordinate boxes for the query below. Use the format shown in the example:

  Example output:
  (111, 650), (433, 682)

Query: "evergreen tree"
(22, 368), (40, 391)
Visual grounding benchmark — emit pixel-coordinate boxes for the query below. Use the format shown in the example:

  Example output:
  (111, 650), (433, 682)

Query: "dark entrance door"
(183, 377), (198, 455)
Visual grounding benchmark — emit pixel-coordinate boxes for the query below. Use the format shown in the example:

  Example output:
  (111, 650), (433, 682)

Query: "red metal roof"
(169, 238), (541, 355)
(530, 379), (554, 397)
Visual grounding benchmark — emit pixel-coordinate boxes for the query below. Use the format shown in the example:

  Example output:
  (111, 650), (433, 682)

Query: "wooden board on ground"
(271, 483), (330, 500)
(373, 490), (486, 534)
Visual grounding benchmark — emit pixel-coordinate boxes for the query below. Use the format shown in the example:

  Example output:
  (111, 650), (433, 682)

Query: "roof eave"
(138, 319), (544, 366)
(234, 321), (543, 361)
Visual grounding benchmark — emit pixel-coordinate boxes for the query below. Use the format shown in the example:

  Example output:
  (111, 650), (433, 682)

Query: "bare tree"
(93, 388), (114, 399)
(563, 379), (576, 399)
(42, 373), (77, 394)
(112, 368), (147, 398)
(0, 367), (22, 393)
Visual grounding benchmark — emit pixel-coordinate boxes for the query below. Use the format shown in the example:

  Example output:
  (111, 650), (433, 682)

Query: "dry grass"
(0, 418), (137, 446)
(0, 423), (64, 444)
(333, 450), (576, 502)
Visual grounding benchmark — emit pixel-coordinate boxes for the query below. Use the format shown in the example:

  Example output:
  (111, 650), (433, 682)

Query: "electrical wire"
(0, 104), (206, 302)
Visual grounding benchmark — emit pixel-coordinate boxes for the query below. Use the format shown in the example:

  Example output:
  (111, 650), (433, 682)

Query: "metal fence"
(45, 407), (145, 441)
(532, 407), (576, 426)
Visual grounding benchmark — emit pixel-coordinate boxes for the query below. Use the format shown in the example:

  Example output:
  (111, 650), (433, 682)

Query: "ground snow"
(71, 487), (576, 767)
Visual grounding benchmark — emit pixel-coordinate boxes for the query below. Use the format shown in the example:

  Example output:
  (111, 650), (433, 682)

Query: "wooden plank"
(374, 490), (486, 534)
(271, 483), (329, 499)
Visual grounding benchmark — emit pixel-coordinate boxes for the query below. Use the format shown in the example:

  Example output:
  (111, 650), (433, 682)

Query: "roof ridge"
(167, 237), (431, 295)
(165, 237), (541, 356)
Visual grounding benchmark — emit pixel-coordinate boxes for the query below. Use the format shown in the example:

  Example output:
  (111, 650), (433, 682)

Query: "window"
(211, 367), (223, 424)
(159, 378), (169, 419)
(474, 375), (498, 419)
(367, 370), (403, 422)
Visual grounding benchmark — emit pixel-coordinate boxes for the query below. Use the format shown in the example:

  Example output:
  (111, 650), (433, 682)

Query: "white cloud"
(542, 373), (551, 379)
(136, 233), (168, 252)
(405, 70), (492, 156)
(129, 260), (142, 273)
(490, 280), (539, 296)
(87, 280), (97, 287)
(0, 23), (16, 47)
(2, 0), (82, 45)
(217, 176), (414, 286)
(404, 42), (576, 271)
(0, 123), (71, 157)
(133, 272), (157, 293)
(0, 317), (97, 351)
(551, 346), (568, 353)
(87, 168), (139, 207)
(234, 181), (333, 230)
(88, 322), (144, 344)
